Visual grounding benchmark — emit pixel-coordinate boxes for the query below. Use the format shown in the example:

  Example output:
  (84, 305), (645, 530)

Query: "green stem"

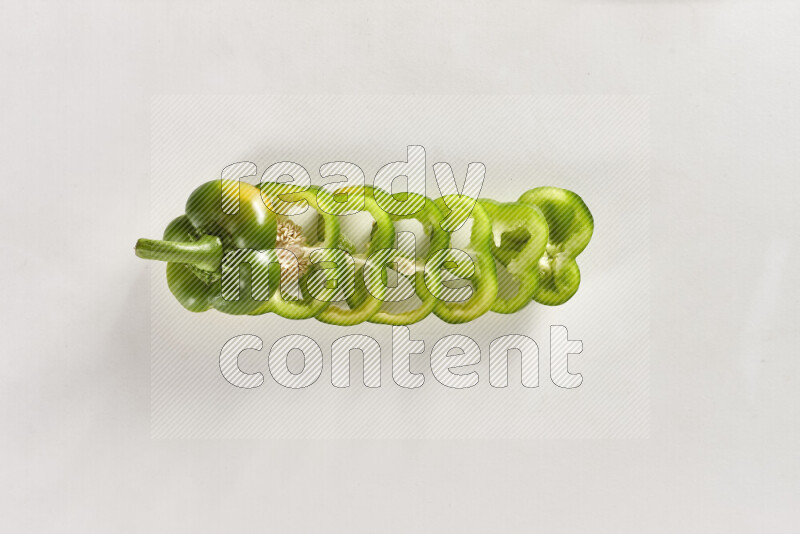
(135, 235), (223, 273)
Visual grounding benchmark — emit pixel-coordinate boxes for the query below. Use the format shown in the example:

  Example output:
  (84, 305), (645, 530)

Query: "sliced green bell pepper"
(135, 180), (594, 323)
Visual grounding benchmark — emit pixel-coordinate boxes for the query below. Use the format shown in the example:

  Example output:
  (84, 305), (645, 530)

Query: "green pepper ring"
(255, 182), (341, 319)
(366, 186), (451, 326)
(315, 186), (396, 326)
(428, 196), (498, 324)
(479, 199), (549, 314)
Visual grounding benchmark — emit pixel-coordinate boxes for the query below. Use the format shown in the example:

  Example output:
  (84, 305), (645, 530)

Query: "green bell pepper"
(136, 180), (594, 323)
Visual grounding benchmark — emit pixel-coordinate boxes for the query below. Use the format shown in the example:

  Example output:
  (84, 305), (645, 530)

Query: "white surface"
(1, 1), (799, 532)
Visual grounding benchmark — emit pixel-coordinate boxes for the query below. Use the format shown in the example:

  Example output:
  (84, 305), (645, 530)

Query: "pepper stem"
(135, 235), (223, 273)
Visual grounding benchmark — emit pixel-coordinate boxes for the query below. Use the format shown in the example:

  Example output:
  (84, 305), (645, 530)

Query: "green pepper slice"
(518, 187), (594, 305)
(427, 196), (498, 324)
(366, 187), (450, 325)
(479, 199), (549, 314)
(255, 182), (341, 319)
(315, 186), (395, 326)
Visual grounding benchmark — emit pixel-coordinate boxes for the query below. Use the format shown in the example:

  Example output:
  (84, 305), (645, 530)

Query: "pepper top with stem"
(135, 180), (279, 315)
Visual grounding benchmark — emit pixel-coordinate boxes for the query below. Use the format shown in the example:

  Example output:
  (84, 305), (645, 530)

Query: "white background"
(1, 1), (799, 532)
